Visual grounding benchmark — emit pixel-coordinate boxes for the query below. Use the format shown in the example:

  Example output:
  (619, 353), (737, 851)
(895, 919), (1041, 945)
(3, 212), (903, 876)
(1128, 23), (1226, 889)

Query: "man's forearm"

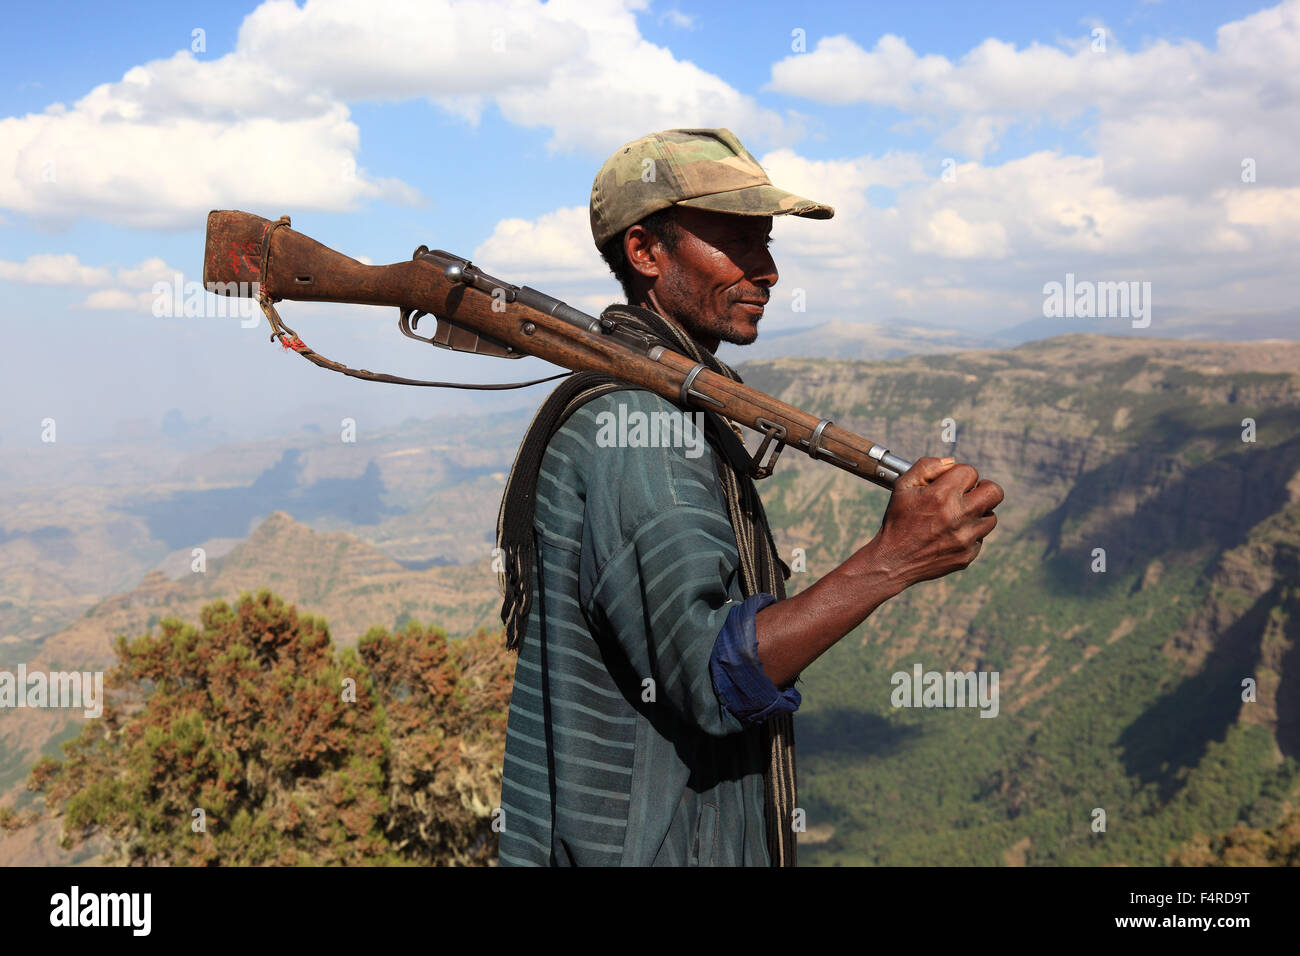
(754, 538), (909, 688)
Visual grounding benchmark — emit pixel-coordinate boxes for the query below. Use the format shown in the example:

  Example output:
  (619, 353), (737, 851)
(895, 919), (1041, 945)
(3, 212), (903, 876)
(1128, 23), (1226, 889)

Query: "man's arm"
(755, 456), (1005, 688)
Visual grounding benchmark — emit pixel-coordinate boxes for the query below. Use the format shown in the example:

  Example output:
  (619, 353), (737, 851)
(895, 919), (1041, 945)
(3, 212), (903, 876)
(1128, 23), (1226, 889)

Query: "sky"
(2, 0), (1297, 447)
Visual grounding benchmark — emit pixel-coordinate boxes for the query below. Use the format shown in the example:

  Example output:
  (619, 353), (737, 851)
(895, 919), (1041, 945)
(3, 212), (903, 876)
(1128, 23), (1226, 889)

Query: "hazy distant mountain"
(719, 318), (999, 363)
(0, 407), (532, 649)
(48, 510), (502, 666)
(721, 309), (1297, 368)
(997, 309), (1298, 346)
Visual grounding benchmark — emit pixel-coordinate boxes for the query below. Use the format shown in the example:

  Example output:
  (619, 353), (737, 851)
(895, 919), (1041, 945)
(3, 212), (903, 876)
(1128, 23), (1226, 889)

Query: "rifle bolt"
(522, 322), (536, 335)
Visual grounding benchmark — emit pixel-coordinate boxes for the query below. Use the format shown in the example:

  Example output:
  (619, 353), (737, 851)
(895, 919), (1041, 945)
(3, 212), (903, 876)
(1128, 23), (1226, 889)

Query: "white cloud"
(660, 9), (696, 30)
(473, 205), (621, 310)
(0, 0), (791, 229)
(766, 0), (1300, 188)
(0, 253), (112, 285)
(235, 0), (586, 103)
(462, 127), (1300, 330)
(0, 84), (418, 230)
(490, 0), (794, 151)
(5, 0), (1295, 335)
(911, 207), (1009, 259)
(744, 145), (1300, 329)
(82, 289), (145, 311)
(1223, 186), (1300, 228)
(0, 252), (197, 313)
(474, 206), (607, 282)
(770, 34), (955, 110)
(114, 257), (180, 289)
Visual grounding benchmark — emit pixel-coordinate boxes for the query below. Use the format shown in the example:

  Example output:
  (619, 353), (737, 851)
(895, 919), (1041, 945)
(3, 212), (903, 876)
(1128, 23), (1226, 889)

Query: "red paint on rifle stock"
(230, 239), (260, 277)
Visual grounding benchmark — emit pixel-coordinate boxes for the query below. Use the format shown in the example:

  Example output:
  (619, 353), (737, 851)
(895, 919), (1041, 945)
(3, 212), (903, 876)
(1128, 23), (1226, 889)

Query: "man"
(496, 128), (1003, 866)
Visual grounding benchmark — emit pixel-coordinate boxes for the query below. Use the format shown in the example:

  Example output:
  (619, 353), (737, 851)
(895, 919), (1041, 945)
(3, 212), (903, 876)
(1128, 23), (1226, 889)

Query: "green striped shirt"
(498, 388), (771, 866)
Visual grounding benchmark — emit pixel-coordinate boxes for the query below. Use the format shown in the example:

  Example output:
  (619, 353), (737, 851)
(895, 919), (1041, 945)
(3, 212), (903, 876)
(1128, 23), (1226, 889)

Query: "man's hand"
(752, 456), (1005, 688)
(864, 456), (1005, 590)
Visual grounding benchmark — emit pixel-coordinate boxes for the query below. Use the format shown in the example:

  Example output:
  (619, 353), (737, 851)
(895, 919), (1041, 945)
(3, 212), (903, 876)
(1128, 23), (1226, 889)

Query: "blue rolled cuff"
(709, 592), (802, 724)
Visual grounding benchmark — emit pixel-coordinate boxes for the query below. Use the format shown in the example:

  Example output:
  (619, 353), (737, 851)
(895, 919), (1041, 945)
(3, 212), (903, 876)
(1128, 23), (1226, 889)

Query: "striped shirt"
(497, 388), (785, 866)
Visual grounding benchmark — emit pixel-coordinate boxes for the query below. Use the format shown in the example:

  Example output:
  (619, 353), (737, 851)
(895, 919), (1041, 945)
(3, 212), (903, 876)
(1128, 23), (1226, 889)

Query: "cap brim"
(674, 183), (834, 220)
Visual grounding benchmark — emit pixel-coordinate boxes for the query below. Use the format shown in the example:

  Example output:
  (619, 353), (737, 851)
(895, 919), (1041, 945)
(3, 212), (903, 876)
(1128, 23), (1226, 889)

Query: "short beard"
(657, 271), (759, 347)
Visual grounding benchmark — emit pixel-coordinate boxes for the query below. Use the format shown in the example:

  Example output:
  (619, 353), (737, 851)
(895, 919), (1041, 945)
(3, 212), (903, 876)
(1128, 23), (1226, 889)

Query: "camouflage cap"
(589, 128), (835, 248)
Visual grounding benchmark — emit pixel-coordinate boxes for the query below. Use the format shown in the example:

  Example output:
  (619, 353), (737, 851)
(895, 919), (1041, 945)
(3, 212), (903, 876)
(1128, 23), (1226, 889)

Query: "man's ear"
(624, 224), (664, 284)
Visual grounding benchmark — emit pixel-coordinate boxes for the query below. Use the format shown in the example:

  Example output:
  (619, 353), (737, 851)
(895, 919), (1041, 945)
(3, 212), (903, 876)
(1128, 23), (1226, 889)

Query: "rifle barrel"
(203, 209), (913, 489)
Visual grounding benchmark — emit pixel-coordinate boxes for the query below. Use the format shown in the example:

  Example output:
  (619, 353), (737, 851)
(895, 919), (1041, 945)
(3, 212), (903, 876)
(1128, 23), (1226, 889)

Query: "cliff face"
(735, 335), (1300, 865)
(2, 333), (1297, 866)
(32, 510), (501, 674)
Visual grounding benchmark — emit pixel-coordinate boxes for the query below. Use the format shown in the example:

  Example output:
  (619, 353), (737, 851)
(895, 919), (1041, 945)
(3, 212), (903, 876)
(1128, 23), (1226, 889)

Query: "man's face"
(634, 206), (778, 351)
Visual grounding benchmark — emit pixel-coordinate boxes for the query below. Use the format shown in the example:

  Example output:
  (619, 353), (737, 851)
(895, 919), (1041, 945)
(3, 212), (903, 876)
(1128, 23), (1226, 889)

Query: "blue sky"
(2, 0), (1296, 446)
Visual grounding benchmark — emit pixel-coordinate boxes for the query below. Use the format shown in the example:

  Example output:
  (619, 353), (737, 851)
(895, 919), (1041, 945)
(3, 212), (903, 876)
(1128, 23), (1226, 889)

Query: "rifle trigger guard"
(749, 417), (788, 479)
(399, 306), (433, 342)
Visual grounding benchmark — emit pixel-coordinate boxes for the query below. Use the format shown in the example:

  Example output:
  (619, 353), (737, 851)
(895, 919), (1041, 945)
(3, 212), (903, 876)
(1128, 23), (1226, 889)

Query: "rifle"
(203, 210), (914, 488)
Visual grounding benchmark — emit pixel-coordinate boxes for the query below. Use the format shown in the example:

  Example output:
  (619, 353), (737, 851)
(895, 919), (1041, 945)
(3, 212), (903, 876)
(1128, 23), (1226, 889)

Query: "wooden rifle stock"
(203, 210), (913, 489)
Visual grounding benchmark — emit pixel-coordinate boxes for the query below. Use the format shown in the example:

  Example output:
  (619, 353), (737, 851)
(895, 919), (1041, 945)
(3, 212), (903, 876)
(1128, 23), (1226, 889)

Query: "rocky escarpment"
(732, 335), (1300, 865)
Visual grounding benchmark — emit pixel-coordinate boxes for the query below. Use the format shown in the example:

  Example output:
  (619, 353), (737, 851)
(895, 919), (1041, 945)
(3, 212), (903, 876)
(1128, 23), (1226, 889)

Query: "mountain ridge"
(3, 332), (1298, 865)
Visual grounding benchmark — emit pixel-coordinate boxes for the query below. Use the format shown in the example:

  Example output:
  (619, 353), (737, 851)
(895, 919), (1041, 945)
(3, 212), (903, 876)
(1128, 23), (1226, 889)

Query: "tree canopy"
(25, 590), (514, 865)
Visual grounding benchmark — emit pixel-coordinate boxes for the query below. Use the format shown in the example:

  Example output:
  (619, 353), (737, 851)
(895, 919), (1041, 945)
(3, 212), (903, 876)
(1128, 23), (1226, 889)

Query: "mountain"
(38, 510), (502, 667)
(0, 407), (531, 651)
(718, 308), (1298, 368)
(719, 318), (998, 363)
(734, 334), (1300, 864)
(3, 332), (1298, 866)
(996, 309), (1298, 347)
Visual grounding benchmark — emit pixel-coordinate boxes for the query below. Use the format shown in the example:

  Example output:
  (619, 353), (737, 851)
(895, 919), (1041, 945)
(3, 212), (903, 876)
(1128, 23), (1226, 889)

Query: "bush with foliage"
(25, 590), (514, 866)
(1168, 806), (1300, 866)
